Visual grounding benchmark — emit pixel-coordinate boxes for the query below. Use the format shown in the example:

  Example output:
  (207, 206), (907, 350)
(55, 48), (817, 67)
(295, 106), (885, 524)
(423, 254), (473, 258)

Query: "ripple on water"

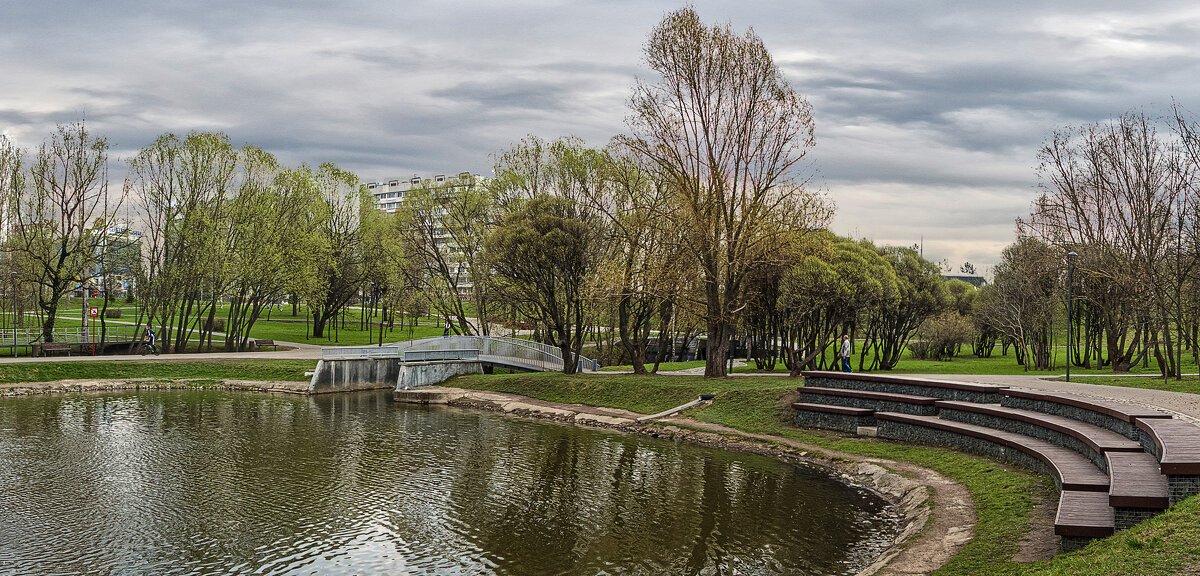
(0, 391), (898, 575)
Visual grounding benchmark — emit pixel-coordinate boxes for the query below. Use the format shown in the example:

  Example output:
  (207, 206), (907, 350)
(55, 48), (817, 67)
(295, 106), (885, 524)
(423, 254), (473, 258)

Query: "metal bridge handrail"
(321, 335), (597, 371)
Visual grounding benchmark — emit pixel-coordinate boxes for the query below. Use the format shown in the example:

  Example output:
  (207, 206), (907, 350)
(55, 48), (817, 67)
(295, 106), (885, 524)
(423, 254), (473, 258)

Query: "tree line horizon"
(2, 8), (1198, 378)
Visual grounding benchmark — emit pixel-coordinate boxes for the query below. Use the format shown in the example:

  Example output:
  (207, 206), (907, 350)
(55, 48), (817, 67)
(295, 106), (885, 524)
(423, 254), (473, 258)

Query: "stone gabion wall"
(1137, 429), (1162, 460)
(793, 391), (937, 416)
(938, 408), (1105, 471)
(1001, 396), (1140, 440)
(877, 419), (1058, 490)
(1169, 475), (1200, 505)
(793, 409), (874, 433)
(1060, 536), (1088, 553)
(804, 376), (1000, 403)
(1115, 507), (1159, 530)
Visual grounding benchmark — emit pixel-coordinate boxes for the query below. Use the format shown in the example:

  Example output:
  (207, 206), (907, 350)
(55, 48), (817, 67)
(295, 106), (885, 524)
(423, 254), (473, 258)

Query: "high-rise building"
(365, 171), (480, 213)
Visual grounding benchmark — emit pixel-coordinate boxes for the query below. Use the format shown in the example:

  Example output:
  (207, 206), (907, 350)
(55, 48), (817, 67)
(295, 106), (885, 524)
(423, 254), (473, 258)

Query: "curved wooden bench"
(876, 412), (1109, 492)
(1134, 417), (1200, 505)
(1000, 389), (1170, 440)
(802, 371), (1006, 403)
(1056, 490), (1114, 550)
(935, 400), (1142, 469)
(1106, 451), (1169, 510)
(795, 386), (939, 415)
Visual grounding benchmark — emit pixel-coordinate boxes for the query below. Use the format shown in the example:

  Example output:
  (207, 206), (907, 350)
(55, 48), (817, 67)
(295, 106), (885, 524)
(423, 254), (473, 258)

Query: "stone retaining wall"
(877, 418), (1058, 490)
(792, 408), (875, 434)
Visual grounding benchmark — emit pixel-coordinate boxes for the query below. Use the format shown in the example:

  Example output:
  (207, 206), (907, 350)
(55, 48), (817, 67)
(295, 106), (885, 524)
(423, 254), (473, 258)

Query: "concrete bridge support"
(307, 357), (485, 394)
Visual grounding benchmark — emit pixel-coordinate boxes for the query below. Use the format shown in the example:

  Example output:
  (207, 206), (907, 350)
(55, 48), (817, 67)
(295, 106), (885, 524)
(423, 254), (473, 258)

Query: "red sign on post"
(88, 307), (99, 318)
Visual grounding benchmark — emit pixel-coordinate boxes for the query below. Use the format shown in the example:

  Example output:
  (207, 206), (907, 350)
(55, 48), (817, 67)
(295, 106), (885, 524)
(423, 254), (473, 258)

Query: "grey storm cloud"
(4, 0), (1200, 270)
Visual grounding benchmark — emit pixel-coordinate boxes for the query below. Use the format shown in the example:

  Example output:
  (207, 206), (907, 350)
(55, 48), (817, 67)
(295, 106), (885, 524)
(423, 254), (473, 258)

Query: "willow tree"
(626, 8), (830, 377)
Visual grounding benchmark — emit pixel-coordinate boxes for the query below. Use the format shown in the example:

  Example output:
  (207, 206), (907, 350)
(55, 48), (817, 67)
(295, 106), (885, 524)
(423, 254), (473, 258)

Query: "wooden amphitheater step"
(935, 400), (1143, 468)
(791, 403), (876, 433)
(795, 386), (939, 415)
(801, 371), (1007, 403)
(875, 412), (1110, 493)
(999, 389), (1170, 440)
(1134, 417), (1200, 475)
(1106, 451), (1169, 509)
(1055, 490), (1115, 539)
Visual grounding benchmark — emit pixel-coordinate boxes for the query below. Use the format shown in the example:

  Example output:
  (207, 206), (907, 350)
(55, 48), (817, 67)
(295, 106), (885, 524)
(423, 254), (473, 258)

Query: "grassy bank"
(0, 359), (317, 383)
(450, 371), (1200, 575)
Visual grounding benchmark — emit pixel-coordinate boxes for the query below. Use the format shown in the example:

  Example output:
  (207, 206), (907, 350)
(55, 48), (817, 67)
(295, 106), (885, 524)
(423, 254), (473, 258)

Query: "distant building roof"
(942, 274), (987, 287)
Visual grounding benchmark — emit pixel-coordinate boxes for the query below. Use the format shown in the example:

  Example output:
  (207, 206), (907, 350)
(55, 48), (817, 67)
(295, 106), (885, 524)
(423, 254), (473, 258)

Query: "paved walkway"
(912, 373), (1200, 425)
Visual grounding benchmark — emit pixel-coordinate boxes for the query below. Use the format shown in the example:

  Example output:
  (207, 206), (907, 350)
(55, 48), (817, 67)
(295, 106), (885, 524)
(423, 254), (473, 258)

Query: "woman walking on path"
(840, 334), (852, 373)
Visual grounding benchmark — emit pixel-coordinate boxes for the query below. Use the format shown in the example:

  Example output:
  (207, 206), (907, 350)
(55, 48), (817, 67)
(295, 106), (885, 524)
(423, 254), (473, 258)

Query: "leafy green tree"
(304, 163), (370, 340)
(485, 196), (600, 374)
(860, 246), (949, 370)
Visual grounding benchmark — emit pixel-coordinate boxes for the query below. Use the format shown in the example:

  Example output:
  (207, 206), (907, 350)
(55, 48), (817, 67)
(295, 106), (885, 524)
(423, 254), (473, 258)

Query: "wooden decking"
(1135, 418), (1200, 475)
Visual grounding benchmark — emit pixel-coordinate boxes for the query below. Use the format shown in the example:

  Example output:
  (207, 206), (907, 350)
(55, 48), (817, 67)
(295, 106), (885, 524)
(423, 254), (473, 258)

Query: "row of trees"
(0, 124), (387, 351)
(1015, 107), (1200, 378)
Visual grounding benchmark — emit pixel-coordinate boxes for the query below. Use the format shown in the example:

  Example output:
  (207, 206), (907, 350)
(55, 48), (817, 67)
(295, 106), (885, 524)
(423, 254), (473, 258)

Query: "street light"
(1066, 252), (1078, 382)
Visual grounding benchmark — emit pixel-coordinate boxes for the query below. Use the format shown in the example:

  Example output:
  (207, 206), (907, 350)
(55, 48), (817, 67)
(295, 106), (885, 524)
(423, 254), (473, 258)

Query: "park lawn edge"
(0, 359), (317, 384)
(448, 371), (1200, 576)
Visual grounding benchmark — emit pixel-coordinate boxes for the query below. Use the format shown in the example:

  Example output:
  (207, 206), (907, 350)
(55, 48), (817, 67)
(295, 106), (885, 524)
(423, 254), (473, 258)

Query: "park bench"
(251, 339), (278, 351)
(795, 386), (939, 415)
(801, 370), (1007, 403)
(37, 342), (71, 357)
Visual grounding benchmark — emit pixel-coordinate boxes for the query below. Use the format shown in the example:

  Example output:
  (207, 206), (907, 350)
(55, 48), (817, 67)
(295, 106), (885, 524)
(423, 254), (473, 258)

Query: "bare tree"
(6, 121), (123, 343)
(625, 7), (831, 377)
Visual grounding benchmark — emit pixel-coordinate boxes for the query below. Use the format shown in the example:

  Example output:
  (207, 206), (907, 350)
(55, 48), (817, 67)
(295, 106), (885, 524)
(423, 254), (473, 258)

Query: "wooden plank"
(1106, 451), (1169, 509)
(1135, 418), (1200, 475)
(792, 402), (873, 416)
(1055, 490), (1115, 538)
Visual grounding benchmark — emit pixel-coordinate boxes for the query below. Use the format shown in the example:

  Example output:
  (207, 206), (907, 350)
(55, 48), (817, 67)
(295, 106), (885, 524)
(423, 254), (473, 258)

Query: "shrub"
(911, 311), (977, 361)
(105, 308), (122, 319)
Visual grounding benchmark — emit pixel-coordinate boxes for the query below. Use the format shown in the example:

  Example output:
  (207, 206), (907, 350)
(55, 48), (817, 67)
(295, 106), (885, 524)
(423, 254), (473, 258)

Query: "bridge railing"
(321, 335), (598, 372)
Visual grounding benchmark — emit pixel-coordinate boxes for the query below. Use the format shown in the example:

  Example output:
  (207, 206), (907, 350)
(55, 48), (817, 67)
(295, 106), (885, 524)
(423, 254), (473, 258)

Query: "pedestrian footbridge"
(310, 336), (598, 393)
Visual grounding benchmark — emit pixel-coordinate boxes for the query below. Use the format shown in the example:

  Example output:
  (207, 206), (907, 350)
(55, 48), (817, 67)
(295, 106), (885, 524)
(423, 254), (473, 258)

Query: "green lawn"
(5, 302), (446, 348)
(598, 360), (707, 372)
(0, 359), (317, 383)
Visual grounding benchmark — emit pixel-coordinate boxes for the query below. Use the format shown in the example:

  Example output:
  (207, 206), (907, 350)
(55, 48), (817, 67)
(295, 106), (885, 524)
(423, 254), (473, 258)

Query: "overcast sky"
(3, 1), (1199, 272)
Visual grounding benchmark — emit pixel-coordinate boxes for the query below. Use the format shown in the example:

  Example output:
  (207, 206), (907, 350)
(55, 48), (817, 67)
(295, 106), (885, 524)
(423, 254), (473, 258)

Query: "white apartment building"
(366, 171), (483, 299)
(365, 171), (479, 213)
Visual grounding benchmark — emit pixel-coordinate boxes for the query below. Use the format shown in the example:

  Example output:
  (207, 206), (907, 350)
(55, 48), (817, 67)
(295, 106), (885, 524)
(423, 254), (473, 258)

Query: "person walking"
(443, 319), (452, 337)
(839, 334), (852, 373)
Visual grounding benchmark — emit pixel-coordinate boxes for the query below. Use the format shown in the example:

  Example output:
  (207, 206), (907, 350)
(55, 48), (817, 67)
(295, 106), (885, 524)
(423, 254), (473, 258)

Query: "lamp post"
(1066, 252), (1078, 382)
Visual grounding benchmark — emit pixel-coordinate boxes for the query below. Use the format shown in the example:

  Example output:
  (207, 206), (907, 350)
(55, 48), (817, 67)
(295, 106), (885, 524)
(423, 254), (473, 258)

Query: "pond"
(0, 390), (898, 575)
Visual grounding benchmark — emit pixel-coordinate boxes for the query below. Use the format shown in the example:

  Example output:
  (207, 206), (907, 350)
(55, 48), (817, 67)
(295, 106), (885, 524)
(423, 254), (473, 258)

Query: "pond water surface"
(0, 390), (898, 575)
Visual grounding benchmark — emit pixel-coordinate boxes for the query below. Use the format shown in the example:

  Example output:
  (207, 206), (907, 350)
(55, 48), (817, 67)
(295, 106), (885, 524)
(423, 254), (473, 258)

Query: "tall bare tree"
(625, 8), (831, 377)
(6, 121), (122, 343)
